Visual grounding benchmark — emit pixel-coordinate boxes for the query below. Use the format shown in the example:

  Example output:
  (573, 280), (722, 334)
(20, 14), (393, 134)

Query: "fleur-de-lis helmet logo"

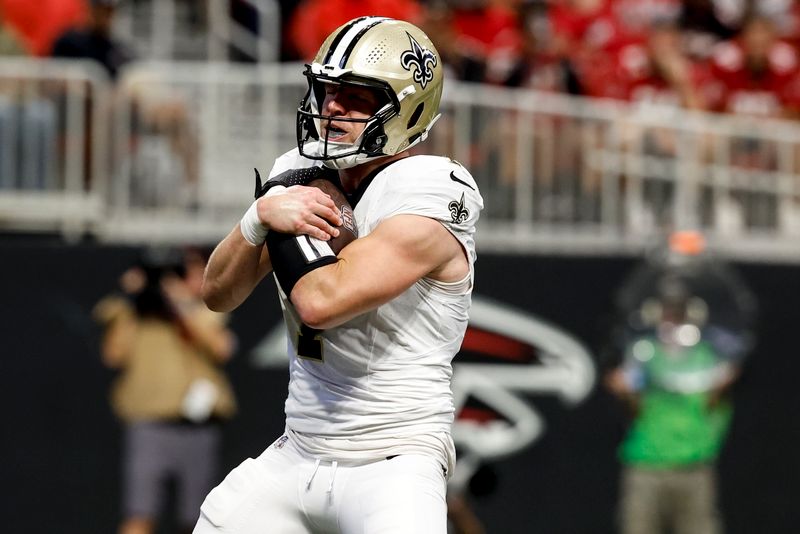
(449, 193), (470, 224)
(400, 32), (438, 89)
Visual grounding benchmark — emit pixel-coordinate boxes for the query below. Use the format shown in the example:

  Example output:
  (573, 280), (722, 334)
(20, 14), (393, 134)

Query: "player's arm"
(290, 214), (468, 330)
(202, 186), (342, 312)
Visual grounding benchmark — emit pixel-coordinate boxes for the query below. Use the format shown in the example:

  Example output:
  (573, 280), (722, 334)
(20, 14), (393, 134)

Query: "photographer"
(93, 248), (236, 534)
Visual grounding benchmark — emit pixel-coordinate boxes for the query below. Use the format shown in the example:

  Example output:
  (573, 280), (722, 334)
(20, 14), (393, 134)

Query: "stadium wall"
(2, 239), (798, 534)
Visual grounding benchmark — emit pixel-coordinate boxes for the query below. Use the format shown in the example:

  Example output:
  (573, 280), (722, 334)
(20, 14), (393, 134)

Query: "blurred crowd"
(283, 0), (800, 120)
(2, 0), (800, 231)
(2, 0), (800, 120)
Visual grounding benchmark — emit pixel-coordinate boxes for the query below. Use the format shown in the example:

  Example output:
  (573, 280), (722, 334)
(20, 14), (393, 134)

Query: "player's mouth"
(323, 122), (349, 141)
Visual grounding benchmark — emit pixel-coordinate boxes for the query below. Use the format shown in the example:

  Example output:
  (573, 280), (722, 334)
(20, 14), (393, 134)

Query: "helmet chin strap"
(312, 123), (377, 169)
(322, 153), (367, 170)
(321, 151), (389, 170)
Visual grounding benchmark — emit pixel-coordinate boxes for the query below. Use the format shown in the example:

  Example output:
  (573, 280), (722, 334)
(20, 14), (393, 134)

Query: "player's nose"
(324, 95), (347, 116)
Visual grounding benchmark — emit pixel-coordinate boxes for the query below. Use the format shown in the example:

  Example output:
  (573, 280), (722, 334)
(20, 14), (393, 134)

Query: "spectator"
(0, 2), (25, 56)
(285, 0), (422, 61)
(51, 0), (133, 80)
(548, 0), (630, 95)
(0, 3), (60, 191)
(50, 0), (200, 205)
(678, 0), (737, 61)
(0, 0), (85, 56)
(504, 2), (574, 92)
(123, 73), (201, 208)
(605, 231), (755, 534)
(706, 0), (794, 34)
(419, 2), (487, 84)
(0, 2), (26, 189)
(93, 247), (237, 534)
(601, 19), (708, 109)
(48, 0), (135, 192)
(706, 15), (800, 227)
(707, 14), (800, 118)
(613, 0), (682, 41)
(447, 0), (523, 85)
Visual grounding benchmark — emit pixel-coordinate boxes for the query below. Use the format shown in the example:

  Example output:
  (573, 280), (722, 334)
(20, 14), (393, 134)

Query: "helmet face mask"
(297, 71), (399, 168)
(296, 17), (443, 169)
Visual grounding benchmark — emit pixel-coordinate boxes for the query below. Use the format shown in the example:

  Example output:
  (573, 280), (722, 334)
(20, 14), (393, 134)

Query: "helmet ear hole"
(407, 103), (424, 129)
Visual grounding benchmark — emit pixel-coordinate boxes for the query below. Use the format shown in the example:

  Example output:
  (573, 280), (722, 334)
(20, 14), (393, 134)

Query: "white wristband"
(239, 185), (286, 246)
(240, 199), (268, 246)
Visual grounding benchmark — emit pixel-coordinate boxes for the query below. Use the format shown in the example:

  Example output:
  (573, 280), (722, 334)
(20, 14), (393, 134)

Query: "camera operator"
(93, 247), (237, 534)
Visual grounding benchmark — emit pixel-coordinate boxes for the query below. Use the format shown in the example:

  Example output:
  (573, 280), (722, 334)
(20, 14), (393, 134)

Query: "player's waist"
(285, 391), (454, 427)
(284, 424), (455, 477)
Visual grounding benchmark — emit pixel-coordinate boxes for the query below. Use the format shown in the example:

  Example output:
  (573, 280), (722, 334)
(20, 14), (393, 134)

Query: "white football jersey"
(266, 149), (483, 474)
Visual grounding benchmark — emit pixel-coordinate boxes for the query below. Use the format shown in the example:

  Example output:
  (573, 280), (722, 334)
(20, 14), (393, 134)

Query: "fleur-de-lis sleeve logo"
(400, 32), (437, 89)
(449, 193), (470, 224)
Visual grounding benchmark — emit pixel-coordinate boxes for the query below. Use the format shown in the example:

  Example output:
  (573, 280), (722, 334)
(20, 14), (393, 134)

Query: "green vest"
(620, 338), (732, 467)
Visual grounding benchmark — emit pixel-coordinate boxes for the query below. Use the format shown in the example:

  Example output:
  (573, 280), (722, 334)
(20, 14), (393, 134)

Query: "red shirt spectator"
(598, 22), (709, 110)
(548, 0), (630, 56)
(612, 0), (682, 41)
(548, 0), (634, 95)
(451, 3), (524, 85)
(0, 0), (86, 56)
(451, 2), (521, 51)
(418, 3), (487, 83)
(286, 0), (422, 61)
(708, 16), (800, 117)
(678, 0), (738, 61)
(775, 1), (800, 49)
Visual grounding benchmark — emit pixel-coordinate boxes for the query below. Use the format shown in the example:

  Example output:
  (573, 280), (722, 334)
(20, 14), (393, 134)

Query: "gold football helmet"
(296, 17), (444, 169)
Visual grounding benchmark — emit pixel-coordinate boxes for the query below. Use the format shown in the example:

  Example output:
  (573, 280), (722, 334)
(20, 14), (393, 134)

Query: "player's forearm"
(290, 255), (407, 330)
(203, 225), (272, 312)
(290, 217), (456, 329)
(290, 261), (370, 329)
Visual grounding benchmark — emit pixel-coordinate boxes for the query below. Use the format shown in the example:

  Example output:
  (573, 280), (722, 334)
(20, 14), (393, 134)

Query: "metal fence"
(0, 58), (111, 236)
(1, 58), (800, 262)
(113, 0), (281, 63)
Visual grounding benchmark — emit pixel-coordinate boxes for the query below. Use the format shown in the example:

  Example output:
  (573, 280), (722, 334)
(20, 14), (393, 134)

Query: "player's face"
(320, 83), (381, 144)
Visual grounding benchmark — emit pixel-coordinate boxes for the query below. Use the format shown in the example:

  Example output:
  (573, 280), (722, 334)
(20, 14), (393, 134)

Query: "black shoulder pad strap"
(254, 167), (340, 199)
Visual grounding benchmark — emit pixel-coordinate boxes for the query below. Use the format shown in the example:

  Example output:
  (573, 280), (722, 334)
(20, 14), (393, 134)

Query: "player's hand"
(257, 185), (342, 241)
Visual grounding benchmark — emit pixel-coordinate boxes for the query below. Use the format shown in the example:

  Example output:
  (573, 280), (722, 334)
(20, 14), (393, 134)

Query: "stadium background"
(3, 1), (800, 533)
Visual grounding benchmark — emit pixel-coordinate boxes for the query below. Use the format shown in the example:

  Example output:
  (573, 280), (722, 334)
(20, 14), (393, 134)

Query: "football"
(309, 178), (358, 253)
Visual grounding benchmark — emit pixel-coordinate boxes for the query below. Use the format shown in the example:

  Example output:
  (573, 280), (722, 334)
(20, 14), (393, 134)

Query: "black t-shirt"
(51, 29), (134, 80)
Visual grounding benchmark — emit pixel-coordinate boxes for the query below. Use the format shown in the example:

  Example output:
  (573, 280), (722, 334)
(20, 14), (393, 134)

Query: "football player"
(194, 16), (484, 534)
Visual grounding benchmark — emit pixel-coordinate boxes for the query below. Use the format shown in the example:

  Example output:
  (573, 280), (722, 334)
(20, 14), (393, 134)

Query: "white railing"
(431, 85), (800, 261)
(101, 62), (302, 243)
(0, 58), (111, 236)
(1, 58), (800, 263)
(208, 0), (281, 63)
(114, 0), (280, 62)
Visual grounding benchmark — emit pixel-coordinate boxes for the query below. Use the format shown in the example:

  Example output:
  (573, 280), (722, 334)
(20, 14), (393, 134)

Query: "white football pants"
(192, 434), (447, 534)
